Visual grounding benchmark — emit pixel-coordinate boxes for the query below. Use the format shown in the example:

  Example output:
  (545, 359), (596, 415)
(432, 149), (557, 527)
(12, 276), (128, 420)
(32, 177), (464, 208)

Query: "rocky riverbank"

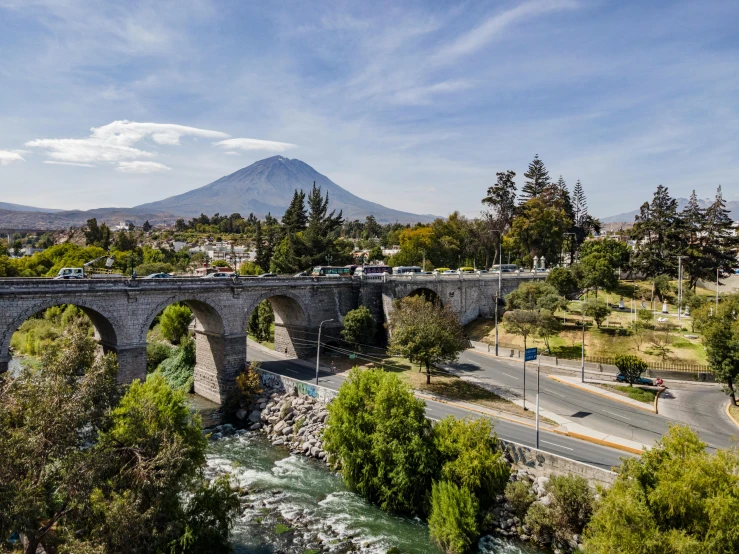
(211, 382), (578, 553)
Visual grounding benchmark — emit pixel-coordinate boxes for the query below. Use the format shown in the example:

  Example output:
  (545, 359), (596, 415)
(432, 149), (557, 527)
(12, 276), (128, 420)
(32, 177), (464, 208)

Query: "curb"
(725, 401), (739, 430)
(548, 375), (655, 413)
(552, 427), (644, 455)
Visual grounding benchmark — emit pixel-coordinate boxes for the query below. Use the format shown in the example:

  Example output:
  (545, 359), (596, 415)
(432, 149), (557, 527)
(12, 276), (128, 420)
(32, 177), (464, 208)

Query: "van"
(54, 268), (84, 279)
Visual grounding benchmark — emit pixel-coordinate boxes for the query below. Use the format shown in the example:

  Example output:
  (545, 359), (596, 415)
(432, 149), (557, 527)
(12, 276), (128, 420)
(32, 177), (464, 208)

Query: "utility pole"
(676, 256), (686, 322)
(581, 311), (586, 383)
(315, 319), (334, 386)
(536, 354), (541, 449)
(716, 268), (720, 311)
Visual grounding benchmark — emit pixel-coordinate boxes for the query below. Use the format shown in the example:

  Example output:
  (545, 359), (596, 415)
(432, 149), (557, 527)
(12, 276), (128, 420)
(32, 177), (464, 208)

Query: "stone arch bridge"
(0, 273), (543, 403)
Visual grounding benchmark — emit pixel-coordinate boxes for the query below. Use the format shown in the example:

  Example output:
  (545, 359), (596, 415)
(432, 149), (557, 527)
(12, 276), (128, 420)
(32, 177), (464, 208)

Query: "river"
(207, 432), (544, 554)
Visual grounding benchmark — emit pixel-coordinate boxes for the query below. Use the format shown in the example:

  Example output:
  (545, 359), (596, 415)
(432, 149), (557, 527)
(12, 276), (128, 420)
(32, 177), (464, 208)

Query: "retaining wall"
(256, 368), (617, 488)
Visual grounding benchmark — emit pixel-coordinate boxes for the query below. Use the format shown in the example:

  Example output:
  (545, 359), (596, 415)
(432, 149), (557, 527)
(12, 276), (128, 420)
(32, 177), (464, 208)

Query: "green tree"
(135, 261), (175, 276)
(578, 251), (618, 297)
(387, 296), (468, 384)
(508, 197), (572, 266)
(142, 220), (152, 232)
(159, 303), (193, 344)
(83, 218), (112, 249)
(247, 300), (274, 343)
(270, 233), (306, 274)
(367, 245), (383, 263)
(154, 337), (196, 392)
(322, 368), (437, 517)
(701, 296), (739, 405)
(629, 185), (682, 279)
(579, 238), (631, 269)
(433, 417), (509, 510)
(0, 326), (119, 554)
(341, 305), (376, 351)
(281, 189), (308, 233)
(506, 281), (562, 311)
(614, 354), (649, 386)
(428, 481), (479, 554)
(482, 170), (517, 230)
(520, 154), (550, 201)
(546, 266), (580, 297)
(536, 309), (562, 354)
(502, 309), (539, 353)
(582, 299), (611, 329)
(584, 425), (739, 554)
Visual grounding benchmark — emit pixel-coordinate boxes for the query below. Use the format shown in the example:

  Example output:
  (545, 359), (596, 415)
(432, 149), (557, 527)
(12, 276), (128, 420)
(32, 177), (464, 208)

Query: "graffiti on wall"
(256, 368), (337, 403)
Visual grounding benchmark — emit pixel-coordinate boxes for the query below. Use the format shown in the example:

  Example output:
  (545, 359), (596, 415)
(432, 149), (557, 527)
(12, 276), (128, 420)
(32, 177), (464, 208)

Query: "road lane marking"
(501, 373), (519, 380)
(603, 410), (631, 421)
(543, 388), (566, 398)
(542, 440), (573, 451)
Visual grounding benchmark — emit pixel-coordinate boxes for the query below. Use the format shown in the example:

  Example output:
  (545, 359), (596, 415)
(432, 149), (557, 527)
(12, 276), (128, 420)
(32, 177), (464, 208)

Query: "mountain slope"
(602, 198), (739, 223)
(0, 201), (62, 213)
(134, 156), (436, 223)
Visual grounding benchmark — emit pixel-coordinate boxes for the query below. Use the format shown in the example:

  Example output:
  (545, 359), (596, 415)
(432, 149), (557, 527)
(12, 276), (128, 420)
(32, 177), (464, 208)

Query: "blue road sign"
(524, 347), (538, 362)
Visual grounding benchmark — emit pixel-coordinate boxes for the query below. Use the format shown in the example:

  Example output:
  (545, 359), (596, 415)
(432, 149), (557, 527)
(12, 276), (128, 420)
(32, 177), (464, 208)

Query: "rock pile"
(236, 384), (331, 465)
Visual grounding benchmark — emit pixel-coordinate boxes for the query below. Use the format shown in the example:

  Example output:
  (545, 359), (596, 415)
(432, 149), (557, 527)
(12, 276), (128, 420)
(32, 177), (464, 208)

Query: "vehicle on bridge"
(354, 265), (392, 277)
(203, 272), (232, 278)
(312, 266), (353, 277)
(490, 264), (519, 273)
(458, 266), (475, 273)
(142, 272), (172, 279)
(432, 267), (451, 274)
(54, 267), (85, 279)
(392, 266), (422, 275)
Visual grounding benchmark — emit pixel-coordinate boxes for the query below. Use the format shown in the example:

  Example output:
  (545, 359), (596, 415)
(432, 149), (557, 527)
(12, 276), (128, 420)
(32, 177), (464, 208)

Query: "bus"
(392, 266), (422, 275)
(490, 264), (519, 273)
(312, 266), (353, 277)
(354, 265), (392, 277)
(458, 266), (476, 273)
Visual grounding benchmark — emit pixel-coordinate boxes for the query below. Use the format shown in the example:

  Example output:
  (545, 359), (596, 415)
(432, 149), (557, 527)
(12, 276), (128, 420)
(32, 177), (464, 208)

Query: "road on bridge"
(246, 340), (631, 471)
(451, 349), (736, 453)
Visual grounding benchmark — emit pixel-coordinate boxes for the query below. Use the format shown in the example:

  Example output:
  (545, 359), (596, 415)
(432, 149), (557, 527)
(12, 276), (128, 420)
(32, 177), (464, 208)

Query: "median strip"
(548, 374), (656, 413)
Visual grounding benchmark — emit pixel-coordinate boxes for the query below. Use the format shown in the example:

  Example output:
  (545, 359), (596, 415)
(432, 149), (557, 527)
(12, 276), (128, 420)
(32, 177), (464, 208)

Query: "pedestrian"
(330, 361), (336, 374)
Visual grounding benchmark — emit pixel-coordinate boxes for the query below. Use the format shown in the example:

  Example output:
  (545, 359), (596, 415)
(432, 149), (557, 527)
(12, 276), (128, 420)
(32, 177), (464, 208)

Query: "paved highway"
(452, 349), (736, 452)
(247, 341), (631, 471)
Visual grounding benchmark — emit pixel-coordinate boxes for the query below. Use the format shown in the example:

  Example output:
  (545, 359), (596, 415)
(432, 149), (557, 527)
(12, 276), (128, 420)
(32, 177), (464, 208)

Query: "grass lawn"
(364, 356), (551, 422)
(600, 384), (658, 404)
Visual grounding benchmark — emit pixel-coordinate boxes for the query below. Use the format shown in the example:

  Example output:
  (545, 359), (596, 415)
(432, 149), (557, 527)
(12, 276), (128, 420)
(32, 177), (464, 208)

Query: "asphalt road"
(453, 349), (736, 452)
(247, 342), (631, 471)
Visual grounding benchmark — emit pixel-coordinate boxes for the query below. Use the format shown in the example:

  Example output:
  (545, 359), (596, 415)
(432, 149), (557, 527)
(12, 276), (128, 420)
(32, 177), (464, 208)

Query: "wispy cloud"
(0, 150), (25, 165)
(433, 0), (580, 65)
(391, 80), (473, 105)
(116, 160), (172, 173)
(214, 138), (297, 153)
(43, 161), (95, 167)
(26, 120), (229, 167)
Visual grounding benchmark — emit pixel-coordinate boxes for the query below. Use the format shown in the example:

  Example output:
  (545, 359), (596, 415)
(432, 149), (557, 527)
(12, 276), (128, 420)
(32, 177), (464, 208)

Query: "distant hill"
(0, 201), (62, 213)
(0, 207), (180, 230)
(134, 156), (436, 224)
(602, 198), (739, 223)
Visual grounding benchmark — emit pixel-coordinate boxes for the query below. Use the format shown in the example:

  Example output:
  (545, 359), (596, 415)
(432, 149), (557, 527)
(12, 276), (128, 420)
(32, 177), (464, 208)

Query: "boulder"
(249, 422), (262, 431)
(236, 409), (247, 421)
(248, 410), (262, 423)
(274, 420), (287, 433)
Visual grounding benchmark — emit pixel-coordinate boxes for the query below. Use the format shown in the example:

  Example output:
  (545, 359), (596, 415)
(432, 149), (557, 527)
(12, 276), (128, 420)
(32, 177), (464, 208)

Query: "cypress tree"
(703, 186), (739, 284)
(630, 185), (682, 278)
(520, 154), (550, 201)
(254, 220), (268, 270)
(572, 179), (587, 226)
(282, 189), (307, 233)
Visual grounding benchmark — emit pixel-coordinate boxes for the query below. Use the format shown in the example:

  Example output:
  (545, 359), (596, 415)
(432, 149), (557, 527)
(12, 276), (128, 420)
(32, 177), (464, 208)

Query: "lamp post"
(315, 319), (334, 386)
(581, 309), (586, 383)
(676, 256), (686, 322)
(490, 230), (503, 356)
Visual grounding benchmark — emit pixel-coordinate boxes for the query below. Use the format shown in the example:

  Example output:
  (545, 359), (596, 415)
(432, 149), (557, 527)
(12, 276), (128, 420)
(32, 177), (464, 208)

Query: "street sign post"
(522, 347), (537, 410)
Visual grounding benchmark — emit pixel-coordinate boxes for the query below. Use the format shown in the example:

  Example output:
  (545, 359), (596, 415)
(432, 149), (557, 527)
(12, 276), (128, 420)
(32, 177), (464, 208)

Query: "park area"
(466, 278), (718, 370)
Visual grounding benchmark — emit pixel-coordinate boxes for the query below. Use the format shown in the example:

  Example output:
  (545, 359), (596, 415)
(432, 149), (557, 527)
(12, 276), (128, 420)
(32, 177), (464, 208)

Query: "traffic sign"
(524, 347), (537, 362)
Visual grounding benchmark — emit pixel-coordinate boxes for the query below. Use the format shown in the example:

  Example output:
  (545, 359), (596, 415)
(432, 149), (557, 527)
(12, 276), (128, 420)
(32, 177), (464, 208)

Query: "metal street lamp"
(490, 230), (504, 356)
(315, 319), (334, 386)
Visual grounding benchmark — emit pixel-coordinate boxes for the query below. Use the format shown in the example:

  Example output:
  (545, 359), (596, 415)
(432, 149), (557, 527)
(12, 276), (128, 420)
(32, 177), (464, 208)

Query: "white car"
(203, 272), (231, 278)
(54, 267), (84, 279)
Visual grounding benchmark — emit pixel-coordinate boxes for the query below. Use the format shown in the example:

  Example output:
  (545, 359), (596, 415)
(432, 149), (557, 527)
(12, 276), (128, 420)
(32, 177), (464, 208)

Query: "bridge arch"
(141, 295), (240, 404)
(1, 300), (122, 377)
(244, 291), (312, 359)
(405, 287), (443, 305)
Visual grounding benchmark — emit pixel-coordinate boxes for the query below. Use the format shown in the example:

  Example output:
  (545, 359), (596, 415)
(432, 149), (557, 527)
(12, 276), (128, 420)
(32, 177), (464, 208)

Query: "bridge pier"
(274, 323), (316, 359)
(193, 330), (246, 404)
(114, 344), (147, 384)
(0, 355), (8, 375)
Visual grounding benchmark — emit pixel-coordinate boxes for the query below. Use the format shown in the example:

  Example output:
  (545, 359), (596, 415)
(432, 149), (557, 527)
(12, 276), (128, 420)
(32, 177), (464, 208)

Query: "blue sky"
(0, 0), (737, 218)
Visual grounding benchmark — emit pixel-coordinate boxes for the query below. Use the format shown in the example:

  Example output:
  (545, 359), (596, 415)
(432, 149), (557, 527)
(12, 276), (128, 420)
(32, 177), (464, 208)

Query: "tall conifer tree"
(520, 154), (550, 201)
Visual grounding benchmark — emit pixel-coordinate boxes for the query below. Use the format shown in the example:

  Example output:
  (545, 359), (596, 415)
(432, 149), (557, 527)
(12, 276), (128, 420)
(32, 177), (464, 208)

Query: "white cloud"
(214, 138), (297, 153)
(0, 150), (25, 165)
(433, 0), (579, 65)
(26, 120), (230, 166)
(43, 161), (95, 167)
(116, 161), (172, 173)
(223, 151), (241, 156)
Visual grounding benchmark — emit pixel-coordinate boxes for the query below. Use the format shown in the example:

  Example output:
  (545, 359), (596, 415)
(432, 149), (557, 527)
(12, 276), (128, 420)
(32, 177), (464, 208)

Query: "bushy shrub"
(505, 480), (536, 518)
(223, 363), (263, 419)
(154, 337), (196, 392)
(614, 354), (649, 386)
(428, 481), (479, 554)
(159, 304), (193, 344)
(548, 474), (594, 537)
(146, 341), (175, 373)
(524, 502), (555, 545)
